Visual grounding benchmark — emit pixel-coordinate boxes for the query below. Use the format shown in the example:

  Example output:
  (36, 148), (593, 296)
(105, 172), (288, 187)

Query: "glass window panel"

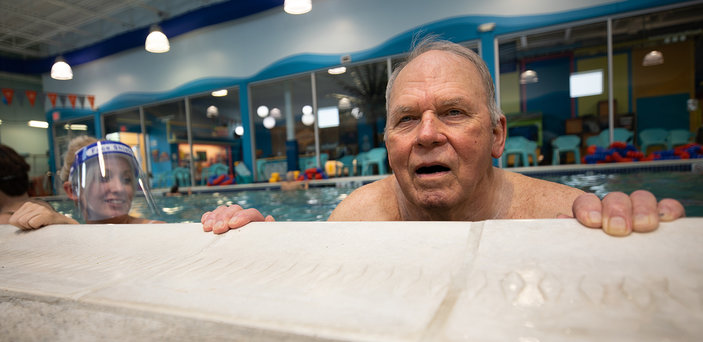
(613, 3), (703, 154)
(187, 87), (241, 186)
(102, 109), (149, 176)
(141, 100), (189, 188)
(250, 75), (313, 181)
(314, 60), (389, 176)
(498, 21), (607, 166)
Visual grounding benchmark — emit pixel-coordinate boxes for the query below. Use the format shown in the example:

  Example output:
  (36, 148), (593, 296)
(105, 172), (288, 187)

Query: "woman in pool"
(10, 138), (161, 229)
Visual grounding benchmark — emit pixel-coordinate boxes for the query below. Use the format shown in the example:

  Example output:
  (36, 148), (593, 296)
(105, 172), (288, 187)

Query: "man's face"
(385, 50), (505, 210)
(83, 156), (135, 220)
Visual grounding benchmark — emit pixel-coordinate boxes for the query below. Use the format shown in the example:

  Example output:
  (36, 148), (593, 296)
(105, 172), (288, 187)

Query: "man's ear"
(491, 115), (507, 158)
(63, 181), (77, 200)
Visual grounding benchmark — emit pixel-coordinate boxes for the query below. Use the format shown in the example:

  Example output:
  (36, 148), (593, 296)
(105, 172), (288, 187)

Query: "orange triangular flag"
(25, 90), (37, 106)
(47, 93), (57, 107)
(68, 94), (77, 108)
(1, 88), (14, 105)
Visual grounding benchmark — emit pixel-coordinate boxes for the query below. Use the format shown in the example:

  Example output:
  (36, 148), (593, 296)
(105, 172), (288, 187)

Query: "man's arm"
(9, 200), (79, 229)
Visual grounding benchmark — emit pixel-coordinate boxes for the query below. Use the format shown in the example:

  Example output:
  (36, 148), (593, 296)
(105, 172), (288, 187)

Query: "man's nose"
(416, 112), (447, 146)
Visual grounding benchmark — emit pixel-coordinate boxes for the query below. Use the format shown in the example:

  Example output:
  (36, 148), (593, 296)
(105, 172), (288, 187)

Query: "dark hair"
(0, 144), (30, 196)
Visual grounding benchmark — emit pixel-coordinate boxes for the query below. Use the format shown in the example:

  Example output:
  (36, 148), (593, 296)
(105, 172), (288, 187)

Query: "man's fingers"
(201, 205), (242, 232)
(572, 193), (602, 228)
(630, 190), (658, 233)
(658, 198), (685, 221)
(601, 192), (632, 236)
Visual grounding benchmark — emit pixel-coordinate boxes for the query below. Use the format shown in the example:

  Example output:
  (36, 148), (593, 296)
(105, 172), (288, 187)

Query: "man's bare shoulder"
(503, 170), (586, 218)
(328, 176), (399, 221)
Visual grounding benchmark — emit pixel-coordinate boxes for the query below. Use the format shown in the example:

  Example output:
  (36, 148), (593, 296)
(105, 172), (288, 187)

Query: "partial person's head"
(68, 140), (156, 222)
(0, 144), (30, 197)
(383, 37), (507, 212)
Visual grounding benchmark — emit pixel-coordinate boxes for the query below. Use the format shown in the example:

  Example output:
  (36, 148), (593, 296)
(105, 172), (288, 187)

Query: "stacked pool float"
(583, 142), (703, 164)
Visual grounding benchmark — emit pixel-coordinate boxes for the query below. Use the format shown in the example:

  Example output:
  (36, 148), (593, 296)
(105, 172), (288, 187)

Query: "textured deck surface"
(1, 218), (702, 341)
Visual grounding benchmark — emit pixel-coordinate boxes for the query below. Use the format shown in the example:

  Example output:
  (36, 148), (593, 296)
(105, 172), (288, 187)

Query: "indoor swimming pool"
(48, 164), (703, 223)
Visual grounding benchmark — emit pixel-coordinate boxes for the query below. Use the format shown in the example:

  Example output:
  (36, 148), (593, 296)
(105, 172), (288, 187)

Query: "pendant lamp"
(51, 56), (73, 80)
(145, 25), (170, 53)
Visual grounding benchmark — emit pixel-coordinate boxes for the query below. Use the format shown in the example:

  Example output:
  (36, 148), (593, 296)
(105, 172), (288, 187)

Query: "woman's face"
(82, 156), (135, 220)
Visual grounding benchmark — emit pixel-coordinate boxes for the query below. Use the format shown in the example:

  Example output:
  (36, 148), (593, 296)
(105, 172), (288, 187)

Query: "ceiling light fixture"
(257, 105), (269, 118)
(50, 56), (73, 80)
(642, 50), (664, 66)
(145, 25), (170, 53)
(284, 0), (311, 14)
(328, 66), (346, 75)
(519, 70), (539, 84)
(211, 89), (228, 97)
(477, 22), (496, 33)
(28, 120), (49, 128)
(263, 116), (276, 129)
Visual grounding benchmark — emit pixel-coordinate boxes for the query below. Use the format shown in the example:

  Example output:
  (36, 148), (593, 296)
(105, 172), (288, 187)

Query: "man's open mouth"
(416, 165), (450, 175)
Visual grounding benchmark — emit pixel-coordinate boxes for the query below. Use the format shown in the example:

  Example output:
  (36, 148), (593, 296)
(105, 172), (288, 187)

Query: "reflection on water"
(49, 171), (702, 223)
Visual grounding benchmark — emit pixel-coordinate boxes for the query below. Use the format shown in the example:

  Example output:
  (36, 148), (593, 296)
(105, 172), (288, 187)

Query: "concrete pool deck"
(1, 218), (702, 341)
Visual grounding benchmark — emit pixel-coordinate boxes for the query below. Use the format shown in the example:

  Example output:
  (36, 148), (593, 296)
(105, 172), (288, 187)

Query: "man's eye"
(446, 109), (462, 116)
(398, 115), (415, 123)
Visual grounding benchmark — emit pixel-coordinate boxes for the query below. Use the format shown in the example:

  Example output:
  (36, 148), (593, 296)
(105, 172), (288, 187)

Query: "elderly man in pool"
(202, 38), (685, 237)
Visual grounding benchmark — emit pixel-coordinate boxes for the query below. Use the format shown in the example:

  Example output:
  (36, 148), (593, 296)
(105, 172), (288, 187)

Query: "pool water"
(50, 171), (702, 223)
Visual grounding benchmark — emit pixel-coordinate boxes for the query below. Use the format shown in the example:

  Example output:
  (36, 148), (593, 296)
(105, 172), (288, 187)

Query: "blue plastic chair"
(234, 162), (253, 184)
(299, 153), (329, 171)
(639, 128), (669, 155)
(502, 136), (538, 167)
(337, 155), (357, 176)
(551, 135), (581, 165)
(598, 128), (633, 147)
(359, 147), (388, 175)
(586, 135), (602, 148)
(667, 129), (694, 149)
(172, 167), (191, 187)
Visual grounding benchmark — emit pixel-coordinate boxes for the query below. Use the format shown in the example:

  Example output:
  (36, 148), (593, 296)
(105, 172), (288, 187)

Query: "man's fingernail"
(589, 211), (601, 223)
(634, 214), (652, 227)
(606, 216), (628, 236)
(214, 221), (224, 231)
(204, 219), (213, 228)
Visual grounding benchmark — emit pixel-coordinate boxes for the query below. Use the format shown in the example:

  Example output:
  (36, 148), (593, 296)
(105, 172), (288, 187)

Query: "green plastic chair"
(234, 162), (253, 184)
(337, 155), (357, 176)
(667, 129), (694, 149)
(639, 128), (669, 155)
(172, 167), (191, 187)
(597, 128), (633, 147)
(502, 136), (538, 167)
(359, 147), (388, 175)
(551, 135), (581, 165)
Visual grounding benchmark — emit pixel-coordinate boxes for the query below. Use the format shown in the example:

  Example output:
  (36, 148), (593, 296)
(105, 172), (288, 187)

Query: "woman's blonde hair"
(59, 135), (98, 182)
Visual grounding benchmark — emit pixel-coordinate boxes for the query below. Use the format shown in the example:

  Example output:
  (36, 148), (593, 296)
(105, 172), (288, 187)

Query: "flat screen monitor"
(317, 106), (340, 128)
(570, 70), (603, 98)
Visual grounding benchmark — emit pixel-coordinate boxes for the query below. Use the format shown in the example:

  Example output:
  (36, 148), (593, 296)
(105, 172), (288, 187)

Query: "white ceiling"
(0, 0), (230, 59)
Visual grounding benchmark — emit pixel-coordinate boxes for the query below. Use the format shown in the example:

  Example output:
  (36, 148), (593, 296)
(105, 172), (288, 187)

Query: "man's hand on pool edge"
(567, 190), (685, 236)
(202, 205), (275, 234)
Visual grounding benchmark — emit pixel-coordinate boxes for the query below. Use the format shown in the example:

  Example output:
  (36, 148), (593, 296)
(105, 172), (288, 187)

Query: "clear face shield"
(69, 141), (158, 222)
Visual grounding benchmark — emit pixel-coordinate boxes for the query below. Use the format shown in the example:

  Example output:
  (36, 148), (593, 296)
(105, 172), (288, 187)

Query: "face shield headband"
(69, 141), (159, 222)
